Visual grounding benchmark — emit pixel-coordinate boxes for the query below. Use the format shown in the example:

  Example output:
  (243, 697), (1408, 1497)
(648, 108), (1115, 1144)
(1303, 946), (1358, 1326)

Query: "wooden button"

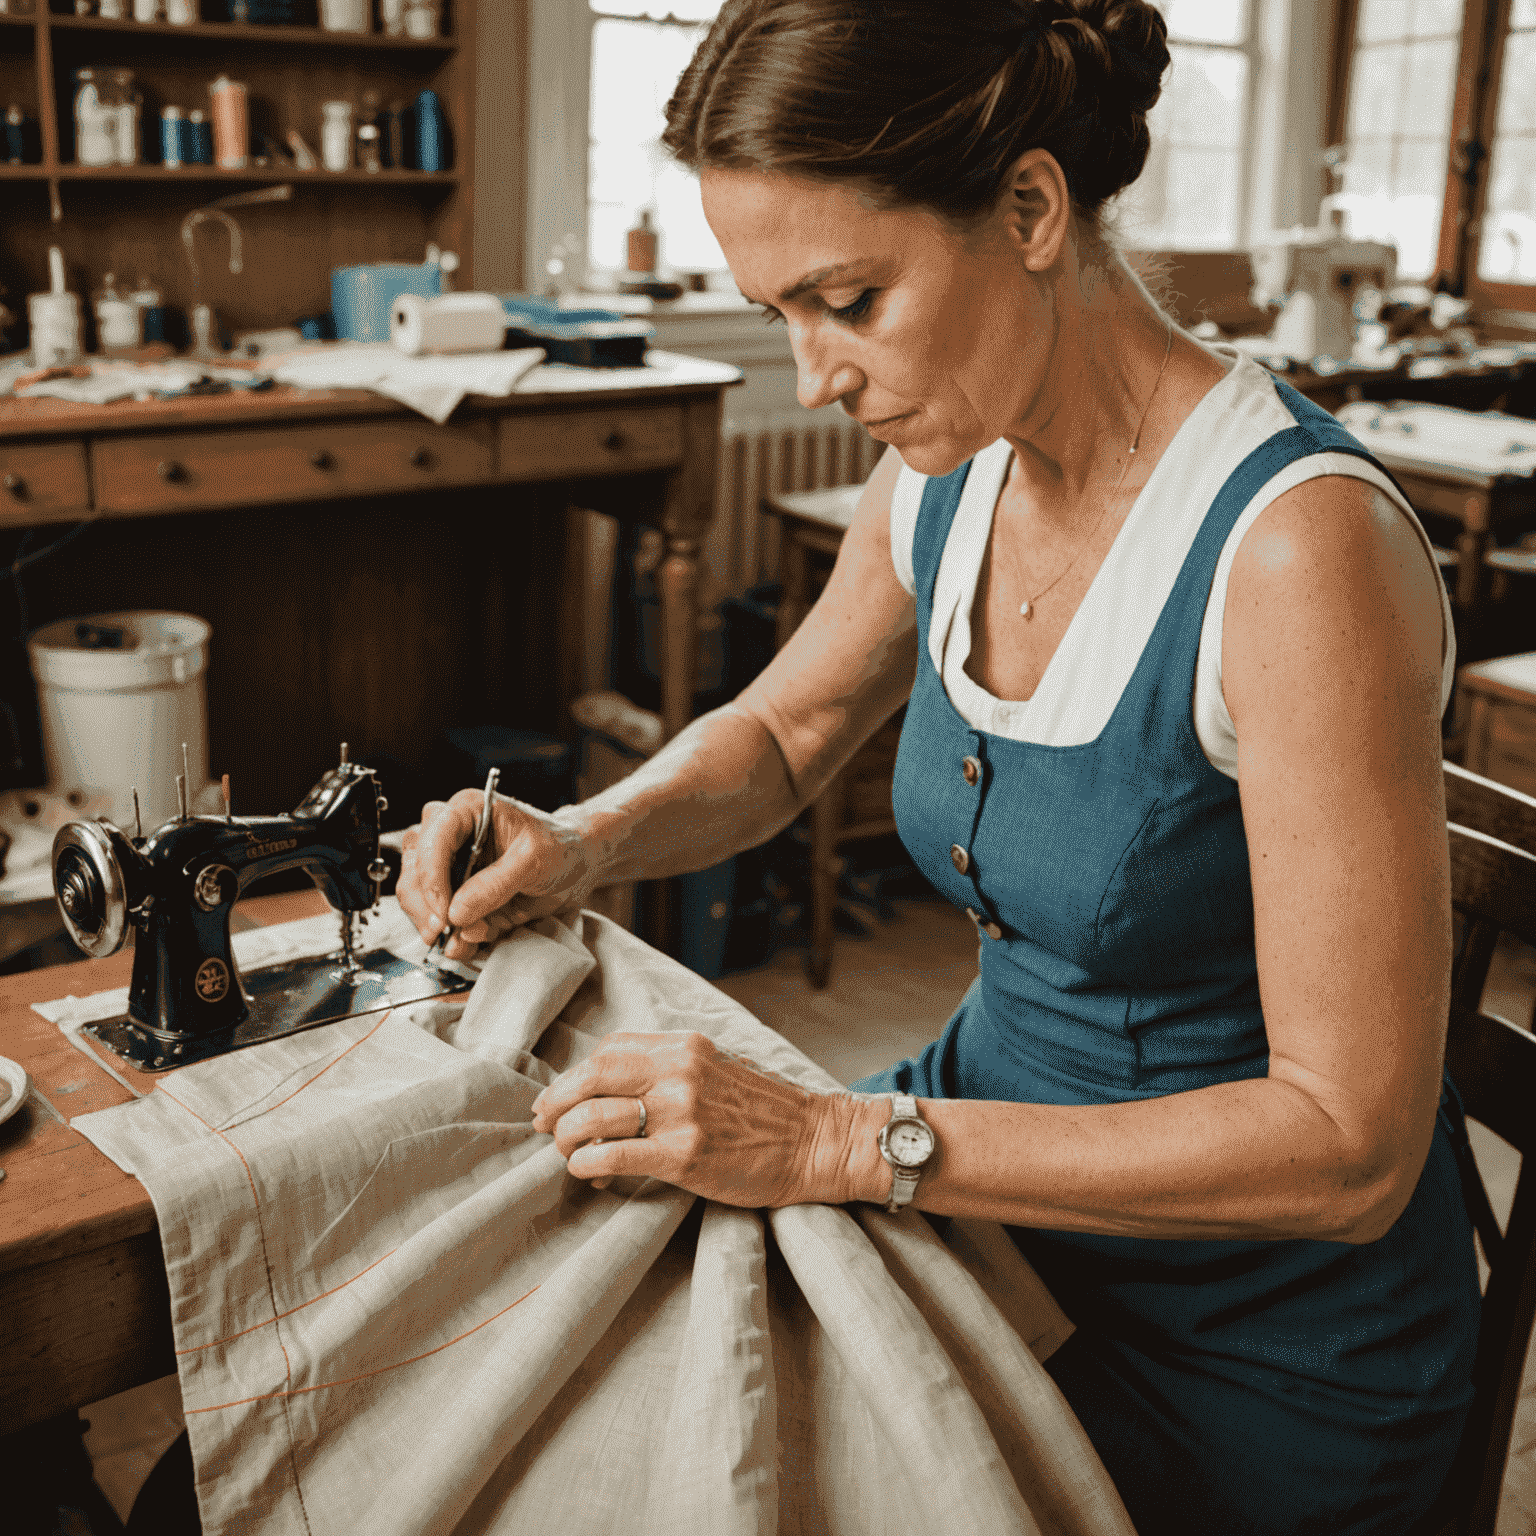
(962, 756), (980, 785)
(982, 920), (1003, 940)
(950, 843), (969, 874)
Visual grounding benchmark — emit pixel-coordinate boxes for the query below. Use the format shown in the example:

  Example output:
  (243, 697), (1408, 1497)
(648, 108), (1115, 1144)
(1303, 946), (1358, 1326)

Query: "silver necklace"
(1011, 323), (1174, 619)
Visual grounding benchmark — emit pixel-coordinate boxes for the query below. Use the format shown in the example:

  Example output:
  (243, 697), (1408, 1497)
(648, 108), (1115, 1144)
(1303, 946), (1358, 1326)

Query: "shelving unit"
(0, 3), (475, 340)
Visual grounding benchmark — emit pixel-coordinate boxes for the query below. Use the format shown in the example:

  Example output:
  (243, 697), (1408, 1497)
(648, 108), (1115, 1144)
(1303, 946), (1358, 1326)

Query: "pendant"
(1020, 600), (1032, 618)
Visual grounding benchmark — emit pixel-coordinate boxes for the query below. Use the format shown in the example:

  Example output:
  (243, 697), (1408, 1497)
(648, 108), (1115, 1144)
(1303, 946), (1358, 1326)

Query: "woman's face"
(700, 167), (1057, 476)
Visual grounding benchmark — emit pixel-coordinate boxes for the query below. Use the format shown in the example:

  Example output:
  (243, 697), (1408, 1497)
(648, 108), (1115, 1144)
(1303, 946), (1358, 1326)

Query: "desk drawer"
(0, 442), (91, 525)
(499, 406), (684, 482)
(93, 419), (495, 515)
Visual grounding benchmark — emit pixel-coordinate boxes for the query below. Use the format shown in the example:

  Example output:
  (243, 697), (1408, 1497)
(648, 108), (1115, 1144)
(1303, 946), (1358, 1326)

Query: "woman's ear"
(1003, 149), (1071, 273)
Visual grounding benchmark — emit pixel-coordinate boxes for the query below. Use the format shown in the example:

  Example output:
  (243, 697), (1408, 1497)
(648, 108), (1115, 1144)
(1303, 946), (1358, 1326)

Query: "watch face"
(887, 1119), (934, 1168)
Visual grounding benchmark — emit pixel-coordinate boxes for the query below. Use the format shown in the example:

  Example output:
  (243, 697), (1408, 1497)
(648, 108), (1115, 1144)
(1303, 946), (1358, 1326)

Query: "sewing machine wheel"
(53, 821), (131, 958)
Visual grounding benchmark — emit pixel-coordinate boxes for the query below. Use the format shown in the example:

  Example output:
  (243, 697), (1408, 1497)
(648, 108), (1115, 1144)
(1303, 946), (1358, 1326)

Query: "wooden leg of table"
(808, 775), (843, 990)
(1455, 530), (1487, 613)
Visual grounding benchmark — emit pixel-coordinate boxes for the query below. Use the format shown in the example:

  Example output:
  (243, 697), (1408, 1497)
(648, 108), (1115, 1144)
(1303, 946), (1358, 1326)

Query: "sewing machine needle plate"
(85, 949), (475, 1071)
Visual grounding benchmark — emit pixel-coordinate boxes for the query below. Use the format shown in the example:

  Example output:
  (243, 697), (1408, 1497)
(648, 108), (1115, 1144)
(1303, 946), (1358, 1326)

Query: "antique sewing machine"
(50, 748), (473, 1071)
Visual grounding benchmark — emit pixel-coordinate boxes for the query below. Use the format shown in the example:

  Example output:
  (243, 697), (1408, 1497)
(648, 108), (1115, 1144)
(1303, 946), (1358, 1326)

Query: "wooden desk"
(768, 485), (902, 988)
(0, 353), (741, 813)
(0, 888), (330, 1436)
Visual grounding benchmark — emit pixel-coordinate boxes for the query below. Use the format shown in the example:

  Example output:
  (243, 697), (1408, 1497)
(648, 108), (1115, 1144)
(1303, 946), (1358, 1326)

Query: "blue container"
(412, 89), (448, 173)
(330, 263), (442, 343)
(678, 858), (738, 979)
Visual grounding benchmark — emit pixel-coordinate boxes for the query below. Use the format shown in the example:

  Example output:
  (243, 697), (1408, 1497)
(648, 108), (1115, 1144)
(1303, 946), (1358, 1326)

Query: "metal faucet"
(180, 183), (294, 360)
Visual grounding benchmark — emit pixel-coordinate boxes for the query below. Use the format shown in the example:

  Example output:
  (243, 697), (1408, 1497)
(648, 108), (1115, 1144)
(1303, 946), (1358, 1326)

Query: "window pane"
(591, 0), (720, 19)
(1163, 0), (1246, 44)
(1494, 31), (1536, 137)
(1347, 42), (1408, 137)
(1337, 136), (1449, 278)
(1410, 0), (1467, 35)
(1478, 136), (1536, 283)
(1161, 44), (1248, 149)
(1511, 0), (1536, 26)
(589, 16), (725, 270)
(1356, 0), (1413, 43)
(1402, 36), (1461, 133)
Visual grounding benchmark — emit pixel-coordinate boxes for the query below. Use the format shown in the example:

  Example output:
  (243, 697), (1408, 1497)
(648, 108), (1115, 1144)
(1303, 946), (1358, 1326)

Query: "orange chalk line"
(174, 1248), (401, 1355)
(182, 1282), (543, 1414)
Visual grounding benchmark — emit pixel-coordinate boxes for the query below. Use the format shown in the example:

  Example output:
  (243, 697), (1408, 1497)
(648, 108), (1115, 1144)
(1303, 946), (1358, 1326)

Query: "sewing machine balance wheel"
(53, 820), (135, 959)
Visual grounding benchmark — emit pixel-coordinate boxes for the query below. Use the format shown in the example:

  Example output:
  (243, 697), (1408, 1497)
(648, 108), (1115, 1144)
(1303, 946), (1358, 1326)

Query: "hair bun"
(1032, 0), (1169, 120)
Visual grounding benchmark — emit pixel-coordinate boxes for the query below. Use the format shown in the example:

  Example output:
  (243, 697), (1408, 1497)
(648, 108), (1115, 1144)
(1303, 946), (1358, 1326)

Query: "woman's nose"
(792, 326), (862, 411)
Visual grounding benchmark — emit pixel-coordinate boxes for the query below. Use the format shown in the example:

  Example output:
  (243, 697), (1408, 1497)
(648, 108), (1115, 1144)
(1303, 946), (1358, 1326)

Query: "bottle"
(412, 88), (446, 172)
(160, 104), (183, 168)
(165, 0), (197, 21)
(403, 0), (438, 36)
(626, 210), (659, 275)
(74, 71), (117, 167)
(94, 273), (142, 355)
(107, 68), (138, 166)
(130, 276), (168, 344)
(4, 104), (30, 166)
(321, 100), (353, 172)
(357, 121), (381, 174)
(188, 108), (213, 165)
(29, 247), (83, 367)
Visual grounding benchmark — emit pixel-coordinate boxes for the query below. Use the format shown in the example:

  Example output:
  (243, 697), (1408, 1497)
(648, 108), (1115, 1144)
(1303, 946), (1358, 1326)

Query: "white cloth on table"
(68, 908), (1133, 1536)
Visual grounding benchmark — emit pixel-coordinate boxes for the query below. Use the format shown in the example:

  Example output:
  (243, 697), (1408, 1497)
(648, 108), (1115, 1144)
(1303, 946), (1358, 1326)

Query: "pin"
(132, 787), (143, 840)
(222, 772), (232, 822)
(176, 773), (188, 820)
(340, 741), (349, 766)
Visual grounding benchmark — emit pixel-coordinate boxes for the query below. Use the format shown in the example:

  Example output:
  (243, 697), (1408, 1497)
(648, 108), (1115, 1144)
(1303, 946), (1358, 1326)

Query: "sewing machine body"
(52, 761), (471, 1070)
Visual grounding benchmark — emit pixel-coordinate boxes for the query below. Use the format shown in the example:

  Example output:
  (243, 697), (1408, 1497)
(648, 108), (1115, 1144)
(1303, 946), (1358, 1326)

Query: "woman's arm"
(397, 446), (918, 950)
(535, 476), (1453, 1245)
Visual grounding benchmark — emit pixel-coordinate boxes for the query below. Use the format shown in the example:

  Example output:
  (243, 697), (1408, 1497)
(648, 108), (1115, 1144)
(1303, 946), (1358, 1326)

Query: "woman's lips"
(863, 410), (914, 434)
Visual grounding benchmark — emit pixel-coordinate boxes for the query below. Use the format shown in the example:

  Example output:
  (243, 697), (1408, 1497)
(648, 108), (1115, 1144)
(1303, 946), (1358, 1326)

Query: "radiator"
(705, 411), (881, 599)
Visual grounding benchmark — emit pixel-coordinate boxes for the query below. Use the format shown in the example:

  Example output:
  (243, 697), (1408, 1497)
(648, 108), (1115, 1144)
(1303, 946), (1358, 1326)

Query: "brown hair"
(661, 0), (1171, 228)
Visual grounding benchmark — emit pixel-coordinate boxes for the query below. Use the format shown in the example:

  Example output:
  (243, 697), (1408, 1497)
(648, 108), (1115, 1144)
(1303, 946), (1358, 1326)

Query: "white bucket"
(27, 610), (211, 833)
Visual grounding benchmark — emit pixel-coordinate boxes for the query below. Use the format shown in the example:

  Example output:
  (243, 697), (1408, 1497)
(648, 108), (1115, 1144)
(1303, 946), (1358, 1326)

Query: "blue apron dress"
(853, 380), (1481, 1536)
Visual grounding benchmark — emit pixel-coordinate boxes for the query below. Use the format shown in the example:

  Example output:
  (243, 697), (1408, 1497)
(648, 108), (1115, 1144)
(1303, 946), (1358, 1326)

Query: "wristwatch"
(877, 1093), (936, 1212)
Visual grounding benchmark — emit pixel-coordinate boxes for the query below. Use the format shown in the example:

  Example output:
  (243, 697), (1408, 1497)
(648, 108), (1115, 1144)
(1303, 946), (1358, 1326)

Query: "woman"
(400, 2), (1480, 1530)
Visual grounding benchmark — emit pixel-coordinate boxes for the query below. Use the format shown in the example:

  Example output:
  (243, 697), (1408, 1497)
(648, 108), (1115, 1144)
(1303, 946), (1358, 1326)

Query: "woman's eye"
(829, 289), (875, 324)
(758, 306), (784, 327)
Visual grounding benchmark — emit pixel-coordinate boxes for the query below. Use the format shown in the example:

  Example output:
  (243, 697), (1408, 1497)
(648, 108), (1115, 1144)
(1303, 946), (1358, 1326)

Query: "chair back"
(1434, 762), (1536, 1535)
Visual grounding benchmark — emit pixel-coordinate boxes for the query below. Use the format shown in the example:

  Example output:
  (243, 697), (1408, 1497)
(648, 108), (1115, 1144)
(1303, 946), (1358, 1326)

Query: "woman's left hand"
(529, 1032), (877, 1209)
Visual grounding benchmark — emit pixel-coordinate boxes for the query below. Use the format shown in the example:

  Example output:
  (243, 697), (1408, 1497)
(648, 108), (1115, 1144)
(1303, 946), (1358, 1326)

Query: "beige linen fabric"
(71, 908), (1134, 1536)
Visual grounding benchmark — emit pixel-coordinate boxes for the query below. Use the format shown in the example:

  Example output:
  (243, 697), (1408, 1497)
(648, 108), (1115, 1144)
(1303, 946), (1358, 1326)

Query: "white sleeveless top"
(889, 349), (1456, 779)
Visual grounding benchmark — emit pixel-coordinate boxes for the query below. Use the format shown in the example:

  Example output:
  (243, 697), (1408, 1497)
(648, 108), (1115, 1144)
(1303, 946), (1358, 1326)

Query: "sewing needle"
(430, 767), (500, 962)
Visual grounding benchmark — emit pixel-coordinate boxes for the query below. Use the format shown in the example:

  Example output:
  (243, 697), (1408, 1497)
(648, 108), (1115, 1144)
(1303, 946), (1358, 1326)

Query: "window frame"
(1332, 0), (1535, 311)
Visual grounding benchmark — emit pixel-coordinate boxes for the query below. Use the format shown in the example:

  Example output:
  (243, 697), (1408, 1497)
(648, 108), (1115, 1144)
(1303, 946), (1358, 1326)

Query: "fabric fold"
(66, 909), (1131, 1535)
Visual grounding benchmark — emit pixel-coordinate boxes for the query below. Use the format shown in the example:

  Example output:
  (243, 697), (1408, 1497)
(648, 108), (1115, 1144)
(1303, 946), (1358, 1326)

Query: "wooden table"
(0, 353), (741, 817)
(1461, 653), (1536, 800)
(768, 485), (902, 989)
(0, 888), (332, 1437)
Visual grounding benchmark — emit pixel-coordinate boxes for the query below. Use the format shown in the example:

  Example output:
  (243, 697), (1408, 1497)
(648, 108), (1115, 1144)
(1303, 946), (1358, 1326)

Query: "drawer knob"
(311, 450), (335, 471)
(157, 460), (188, 484)
(602, 431), (627, 452)
(409, 447), (434, 469)
(2, 473), (27, 501)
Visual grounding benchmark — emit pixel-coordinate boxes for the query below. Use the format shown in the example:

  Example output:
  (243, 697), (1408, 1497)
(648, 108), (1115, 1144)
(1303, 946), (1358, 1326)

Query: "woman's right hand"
(397, 790), (599, 961)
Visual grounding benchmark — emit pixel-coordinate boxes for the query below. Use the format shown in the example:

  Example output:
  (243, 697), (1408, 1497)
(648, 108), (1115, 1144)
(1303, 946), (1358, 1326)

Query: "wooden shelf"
(47, 163), (458, 183)
(43, 14), (455, 50)
(0, 163), (48, 176)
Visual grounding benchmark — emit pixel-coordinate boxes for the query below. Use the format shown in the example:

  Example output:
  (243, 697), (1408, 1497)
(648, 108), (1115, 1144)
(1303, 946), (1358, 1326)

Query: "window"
(1476, 0), (1536, 287)
(528, 0), (1316, 290)
(1335, 0), (1536, 306)
(588, 2), (725, 278)
(1336, 0), (1466, 281)
(1114, 0), (1259, 250)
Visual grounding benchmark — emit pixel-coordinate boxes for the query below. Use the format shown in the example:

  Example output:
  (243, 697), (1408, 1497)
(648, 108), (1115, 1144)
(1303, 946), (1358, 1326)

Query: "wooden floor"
(719, 896), (1536, 1536)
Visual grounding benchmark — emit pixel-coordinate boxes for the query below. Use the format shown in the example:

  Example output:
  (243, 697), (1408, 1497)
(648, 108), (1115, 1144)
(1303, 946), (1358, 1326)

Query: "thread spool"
(390, 292), (505, 356)
(208, 76), (247, 170)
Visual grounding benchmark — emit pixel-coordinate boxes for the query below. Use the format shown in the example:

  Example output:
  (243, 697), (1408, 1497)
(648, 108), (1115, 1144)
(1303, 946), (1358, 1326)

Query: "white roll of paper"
(390, 292), (507, 356)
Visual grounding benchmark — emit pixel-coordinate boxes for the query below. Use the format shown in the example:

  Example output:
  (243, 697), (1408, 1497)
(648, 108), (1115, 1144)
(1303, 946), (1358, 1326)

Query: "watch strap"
(882, 1093), (928, 1212)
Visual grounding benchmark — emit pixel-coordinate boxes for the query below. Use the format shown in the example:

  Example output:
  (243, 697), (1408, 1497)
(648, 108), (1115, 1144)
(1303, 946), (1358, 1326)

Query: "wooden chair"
(1413, 762), (1536, 1534)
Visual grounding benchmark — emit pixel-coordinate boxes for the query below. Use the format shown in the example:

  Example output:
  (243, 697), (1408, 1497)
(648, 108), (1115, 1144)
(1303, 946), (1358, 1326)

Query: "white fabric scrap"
(64, 907), (1126, 1536)
(269, 344), (546, 424)
(1337, 399), (1536, 479)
